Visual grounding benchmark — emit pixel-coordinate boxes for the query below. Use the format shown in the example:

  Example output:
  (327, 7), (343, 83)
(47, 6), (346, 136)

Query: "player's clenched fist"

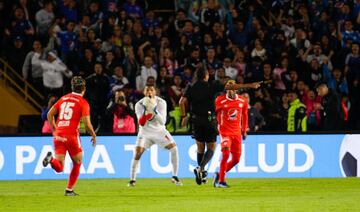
(144, 96), (157, 112)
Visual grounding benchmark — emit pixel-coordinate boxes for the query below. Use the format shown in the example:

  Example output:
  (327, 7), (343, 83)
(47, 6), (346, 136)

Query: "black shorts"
(191, 117), (217, 143)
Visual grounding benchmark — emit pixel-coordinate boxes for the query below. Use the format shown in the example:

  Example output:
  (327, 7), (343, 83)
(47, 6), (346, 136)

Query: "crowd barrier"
(0, 134), (359, 180)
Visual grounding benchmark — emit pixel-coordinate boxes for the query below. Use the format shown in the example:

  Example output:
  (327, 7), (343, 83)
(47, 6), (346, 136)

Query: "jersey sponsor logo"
(58, 121), (70, 127)
(228, 108), (238, 120)
(54, 136), (67, 142)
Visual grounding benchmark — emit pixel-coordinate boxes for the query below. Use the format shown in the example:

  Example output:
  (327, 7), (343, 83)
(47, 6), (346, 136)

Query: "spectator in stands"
(32, 51), (72, 97)
(88, 1), (103, 29)
(56, 20), (79, 72)
(86, 63), (110, 132)
(157, 66), (171, 100)
(103, 51), (118, 75)
(323, 65), (348, 95)
(4, 6), (34, 43)
(228, 14), (253, 49)
(106, 89), (136, 134)
(273, 56), (289, 93)
(123, 0), (144, 19)
(159, 41), (178, 77)
(223, 57), (237, 80)
(303, 90), (322, 131)
(199, 0), (222, 28)
(316, 83), (344, 130)
(168, 74), (184, 109)
(203, 47), (221, 81)
(232, 49), (247, 76)
(303, 43), (333, 70)
(338, 20), (360, 47)
(143, 10), (159, 30)
(2, 0), (360, 133)
(58, 0), (78, 23)
(242, 92), (265, 132)
(35, 0), (54, 38)
(136, 56), (157, 91)
(41, 95), (57, 134)
(305, 59), (323, 88)
(251, 39), (267, 62)
(290, 28), (311, 51)
(78, 48), (95, 78)
(345, 43), (360, 87)
(22, 40), (48, 91)
(6, 36), (27, 75)
(110, 66), (129, 93)
(287, 90), (307, 132)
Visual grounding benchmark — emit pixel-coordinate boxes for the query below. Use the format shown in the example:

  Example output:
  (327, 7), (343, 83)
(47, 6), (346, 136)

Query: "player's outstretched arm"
(225, 82), (261, 90)
(47, 106), (58, 133)
(83, 115), (96, 146)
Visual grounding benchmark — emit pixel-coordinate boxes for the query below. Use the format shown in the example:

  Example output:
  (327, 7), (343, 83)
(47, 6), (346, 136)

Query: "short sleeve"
(82, 100), (90, 117)
(215, 96), (223, 112)
(53, 99), (61, 111)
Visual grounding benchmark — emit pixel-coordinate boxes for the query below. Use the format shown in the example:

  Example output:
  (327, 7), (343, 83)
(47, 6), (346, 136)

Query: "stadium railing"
(0, 58), (44, 111)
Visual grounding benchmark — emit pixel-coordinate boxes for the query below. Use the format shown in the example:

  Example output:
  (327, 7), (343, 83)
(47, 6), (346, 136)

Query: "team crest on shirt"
(228, 108), (238, 120)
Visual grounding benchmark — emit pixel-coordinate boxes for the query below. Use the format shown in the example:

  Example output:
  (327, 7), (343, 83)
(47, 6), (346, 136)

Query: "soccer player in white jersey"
(128, 84), (181, 186)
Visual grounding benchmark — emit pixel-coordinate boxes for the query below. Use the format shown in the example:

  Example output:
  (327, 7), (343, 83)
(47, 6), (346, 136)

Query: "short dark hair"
(196, 68), (208, 81)
(71, 76), (86, 93)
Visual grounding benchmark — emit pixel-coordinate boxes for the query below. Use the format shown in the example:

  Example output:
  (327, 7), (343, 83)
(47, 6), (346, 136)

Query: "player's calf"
(213, 172), (219, 187)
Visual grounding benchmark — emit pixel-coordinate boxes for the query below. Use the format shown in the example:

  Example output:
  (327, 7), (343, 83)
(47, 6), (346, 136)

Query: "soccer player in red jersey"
(213, 80), (248, 188)
(42, 76), (97, 196)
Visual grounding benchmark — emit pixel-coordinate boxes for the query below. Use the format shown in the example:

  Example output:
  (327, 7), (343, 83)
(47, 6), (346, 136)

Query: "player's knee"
(134, 152), (143, 160)
(207, 142), (216, 151)
(233, 157), (240, 164)
(74, 159), (82, 164)
(221, 149), (230, 158)
(54, 165), (64, 173)
(232, 153), (241, 164)
(165, 143), (176, 150)
(197, 143), (205, 153)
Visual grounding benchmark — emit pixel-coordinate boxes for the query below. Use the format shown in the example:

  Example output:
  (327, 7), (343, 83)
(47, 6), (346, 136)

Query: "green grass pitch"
(1, 178), (359, 211)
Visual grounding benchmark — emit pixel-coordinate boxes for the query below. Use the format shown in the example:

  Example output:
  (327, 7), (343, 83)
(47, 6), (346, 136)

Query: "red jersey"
(215, 94), (248, 136)
(53, 92), (90, 135)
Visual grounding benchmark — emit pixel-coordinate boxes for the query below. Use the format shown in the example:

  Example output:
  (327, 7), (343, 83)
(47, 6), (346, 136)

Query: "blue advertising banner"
(0, 134), (359, 180)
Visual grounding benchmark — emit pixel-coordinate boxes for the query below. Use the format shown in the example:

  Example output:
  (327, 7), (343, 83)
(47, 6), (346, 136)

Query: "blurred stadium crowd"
(0, 0), (360, 133)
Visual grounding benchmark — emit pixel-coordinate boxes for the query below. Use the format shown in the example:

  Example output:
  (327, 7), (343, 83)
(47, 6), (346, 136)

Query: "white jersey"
(135, 96), (167, 134)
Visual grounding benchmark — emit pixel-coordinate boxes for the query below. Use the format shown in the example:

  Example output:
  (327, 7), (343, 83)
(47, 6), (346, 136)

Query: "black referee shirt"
(184, 80), (215, 117)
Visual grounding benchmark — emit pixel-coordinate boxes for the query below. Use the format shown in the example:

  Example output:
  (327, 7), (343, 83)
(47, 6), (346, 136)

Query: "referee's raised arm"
(224, 81), (262, 90)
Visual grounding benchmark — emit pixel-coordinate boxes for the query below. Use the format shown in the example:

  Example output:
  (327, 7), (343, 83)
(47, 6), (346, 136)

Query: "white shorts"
(136, 130), (176, 149)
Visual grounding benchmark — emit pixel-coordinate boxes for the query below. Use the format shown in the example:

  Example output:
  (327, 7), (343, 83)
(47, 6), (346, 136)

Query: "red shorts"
(53, 133), (82, 157)
(220, 135), (242, 153)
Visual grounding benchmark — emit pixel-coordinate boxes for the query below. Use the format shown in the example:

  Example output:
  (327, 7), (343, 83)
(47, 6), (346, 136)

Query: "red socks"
(226, 152), (241, 172)
(67, 162), (81, 190)
(50, 158), (64, 173)
(50, 158), (81, 190)
(219, 150), (230, 183)
(219, 151), (241, 183)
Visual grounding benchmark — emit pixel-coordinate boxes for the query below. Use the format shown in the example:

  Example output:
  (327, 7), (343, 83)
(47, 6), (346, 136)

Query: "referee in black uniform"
(179, 68), (217, 185)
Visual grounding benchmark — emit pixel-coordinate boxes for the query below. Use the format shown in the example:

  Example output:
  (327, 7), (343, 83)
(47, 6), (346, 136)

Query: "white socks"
(130, 158), (139, 181)
(170, 146), (179, 176)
